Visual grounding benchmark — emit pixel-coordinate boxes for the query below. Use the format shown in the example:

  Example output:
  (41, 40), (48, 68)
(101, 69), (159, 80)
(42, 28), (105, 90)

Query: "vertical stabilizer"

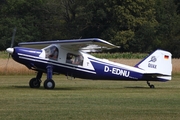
(135, 49), (172, 76)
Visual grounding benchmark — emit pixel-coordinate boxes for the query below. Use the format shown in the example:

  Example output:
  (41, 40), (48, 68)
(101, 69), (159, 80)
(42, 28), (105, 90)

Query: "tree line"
(0, 0), (180, 57)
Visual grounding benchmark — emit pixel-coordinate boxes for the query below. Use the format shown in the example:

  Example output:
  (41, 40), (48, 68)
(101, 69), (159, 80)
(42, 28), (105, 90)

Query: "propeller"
(11, 27), (16, 48)
(4, 27), (17, 74)
(6, 27), (16, 55)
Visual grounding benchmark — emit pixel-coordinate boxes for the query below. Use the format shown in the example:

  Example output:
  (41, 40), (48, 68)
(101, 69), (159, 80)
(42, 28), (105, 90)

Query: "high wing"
(18, 38), (120, 52)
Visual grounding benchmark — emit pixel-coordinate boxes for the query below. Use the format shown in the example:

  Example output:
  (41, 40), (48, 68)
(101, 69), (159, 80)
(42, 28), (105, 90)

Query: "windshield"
(45, 46), (59, 60)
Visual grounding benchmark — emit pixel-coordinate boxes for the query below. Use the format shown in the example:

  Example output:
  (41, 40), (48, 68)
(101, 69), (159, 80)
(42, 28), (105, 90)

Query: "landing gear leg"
(29, 71), (43, 88)
(44, 65), (55, 89)
(147, 81), (155, 88)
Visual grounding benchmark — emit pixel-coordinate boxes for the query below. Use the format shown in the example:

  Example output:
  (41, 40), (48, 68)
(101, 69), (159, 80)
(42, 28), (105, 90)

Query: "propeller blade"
(5, 27), (17, 74)
(10, 27), (16, 48)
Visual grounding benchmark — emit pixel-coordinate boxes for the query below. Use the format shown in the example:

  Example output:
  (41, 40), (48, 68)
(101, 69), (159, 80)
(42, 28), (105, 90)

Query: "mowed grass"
(0, 75), (180, 120)
(0, 57), (180, 120)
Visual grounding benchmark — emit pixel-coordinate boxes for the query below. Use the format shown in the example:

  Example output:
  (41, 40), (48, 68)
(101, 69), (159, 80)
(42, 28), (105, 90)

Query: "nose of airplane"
(6, 48), (14, 54)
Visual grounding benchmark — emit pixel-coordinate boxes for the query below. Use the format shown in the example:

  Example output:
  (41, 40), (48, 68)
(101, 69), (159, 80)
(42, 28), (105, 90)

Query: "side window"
(66, 53), (74, 64)
(66, 53), (83, 66)
(45, 46), (59, 60)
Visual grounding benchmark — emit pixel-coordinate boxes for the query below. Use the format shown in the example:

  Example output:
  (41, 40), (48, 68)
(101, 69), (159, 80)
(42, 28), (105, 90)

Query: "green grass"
(0, 75), (180, 120)
(0, 51), (9, 59)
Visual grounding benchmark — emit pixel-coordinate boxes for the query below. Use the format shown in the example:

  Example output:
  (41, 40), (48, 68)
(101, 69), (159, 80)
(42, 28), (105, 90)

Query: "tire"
(150, 85), (155, 88)
(29, 78), (41, 88)
(44, 79), (55, 89)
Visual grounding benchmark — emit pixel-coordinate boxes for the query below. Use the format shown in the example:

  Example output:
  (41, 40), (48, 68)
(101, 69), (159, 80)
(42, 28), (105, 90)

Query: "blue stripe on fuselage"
(89, 58), (143, 80)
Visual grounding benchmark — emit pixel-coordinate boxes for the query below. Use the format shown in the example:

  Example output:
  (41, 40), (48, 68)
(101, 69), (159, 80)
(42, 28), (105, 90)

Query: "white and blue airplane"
(6, 38), (172, 89)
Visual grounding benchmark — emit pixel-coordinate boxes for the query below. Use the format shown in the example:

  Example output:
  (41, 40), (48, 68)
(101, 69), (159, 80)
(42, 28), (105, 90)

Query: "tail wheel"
(147, 81), (155, 89)
(44, 79), (55, 89)
(29, 78), (41, 88)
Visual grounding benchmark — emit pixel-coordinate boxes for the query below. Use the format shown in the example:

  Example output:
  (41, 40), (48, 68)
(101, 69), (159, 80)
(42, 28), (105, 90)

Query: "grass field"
(0, 57), (180, 120)
(0, 75), (180, 120)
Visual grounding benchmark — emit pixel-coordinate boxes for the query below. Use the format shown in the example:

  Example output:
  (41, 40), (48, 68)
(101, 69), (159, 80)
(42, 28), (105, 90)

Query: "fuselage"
(11, 45), (168, 82)
(10, 45), (147, 81)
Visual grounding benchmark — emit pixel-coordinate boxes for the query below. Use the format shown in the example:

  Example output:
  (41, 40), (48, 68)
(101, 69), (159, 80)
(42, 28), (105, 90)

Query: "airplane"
(6, 38), (172, 89)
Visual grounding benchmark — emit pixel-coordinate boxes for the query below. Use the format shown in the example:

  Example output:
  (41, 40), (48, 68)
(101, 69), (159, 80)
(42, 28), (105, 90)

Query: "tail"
(135, 49), (172, 81)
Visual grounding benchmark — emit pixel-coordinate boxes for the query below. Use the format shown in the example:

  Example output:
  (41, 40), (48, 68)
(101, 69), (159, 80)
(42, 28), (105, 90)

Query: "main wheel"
(29, 78), (41, 88)
(150, 85), (155, 88)
(44, 79), (55, 89)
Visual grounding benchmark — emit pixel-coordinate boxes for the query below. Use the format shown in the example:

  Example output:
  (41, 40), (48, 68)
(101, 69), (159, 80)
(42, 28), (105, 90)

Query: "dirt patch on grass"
(0, 59), (34, 75)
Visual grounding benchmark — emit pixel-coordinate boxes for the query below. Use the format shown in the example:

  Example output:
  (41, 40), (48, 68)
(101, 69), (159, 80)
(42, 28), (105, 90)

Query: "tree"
(0, 0), (45, 50)
(0, 0), (180, 58)
(59, 0), (110, 38)
(101, 0), (157, 52)
(155, 0), (180, 57)
(174, 0), (180, 14)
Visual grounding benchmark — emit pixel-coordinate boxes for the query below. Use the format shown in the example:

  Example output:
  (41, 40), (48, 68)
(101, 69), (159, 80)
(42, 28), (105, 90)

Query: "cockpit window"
(66, 53), (83, 66)
(45, 46), (59, 60)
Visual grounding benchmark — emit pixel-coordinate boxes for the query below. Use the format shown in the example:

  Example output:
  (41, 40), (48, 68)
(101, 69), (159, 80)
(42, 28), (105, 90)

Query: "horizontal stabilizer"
(143, 73), (171, 77)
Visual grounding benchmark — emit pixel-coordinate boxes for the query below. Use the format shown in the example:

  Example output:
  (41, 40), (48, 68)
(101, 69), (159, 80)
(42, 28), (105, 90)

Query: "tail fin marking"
(135, 49), (172, 77)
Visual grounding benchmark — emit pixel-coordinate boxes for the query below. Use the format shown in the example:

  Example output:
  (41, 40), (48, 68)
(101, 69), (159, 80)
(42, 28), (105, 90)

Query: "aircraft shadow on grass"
(11, 85), (89, 90)
(12, 85), (151, 90)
